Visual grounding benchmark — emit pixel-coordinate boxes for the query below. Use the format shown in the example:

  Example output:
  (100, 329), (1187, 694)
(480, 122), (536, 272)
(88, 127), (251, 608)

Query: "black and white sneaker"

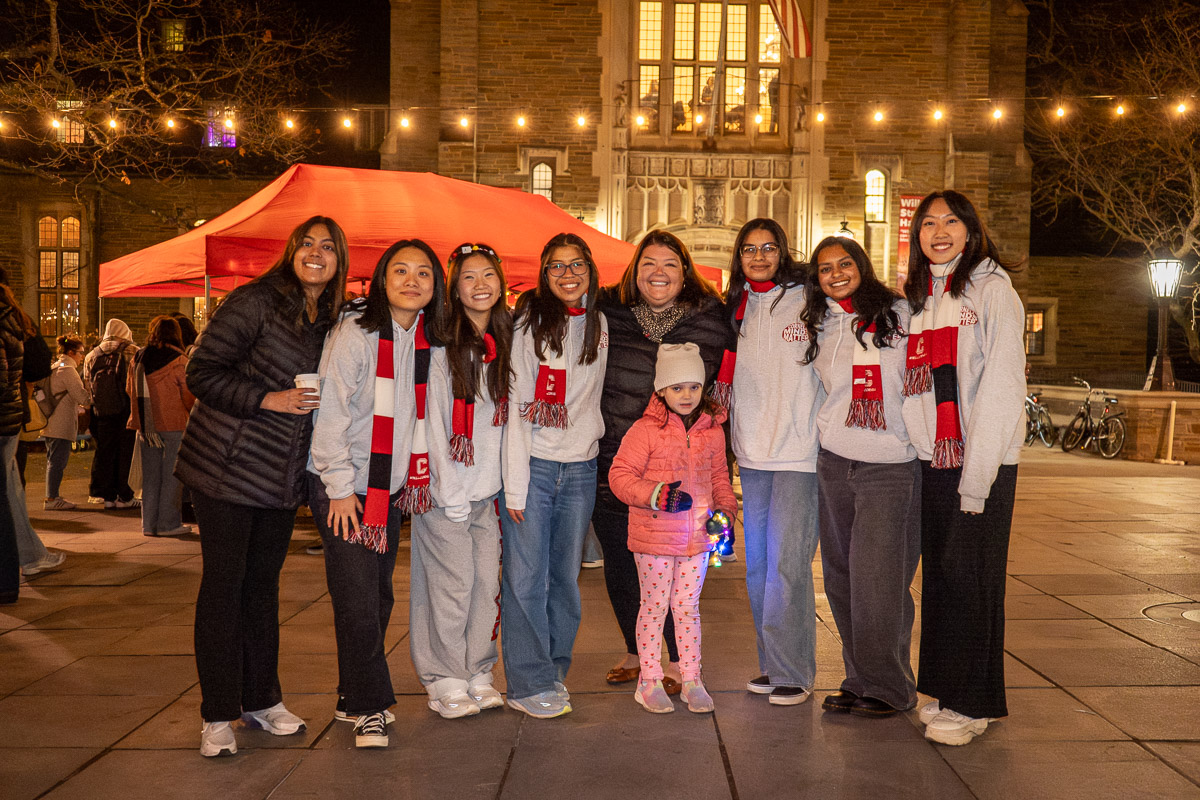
(354, 712), (389, 748)
(335, 696), (395, 724)
(746, 675), (773, 694)
(768, 686), (812, 706)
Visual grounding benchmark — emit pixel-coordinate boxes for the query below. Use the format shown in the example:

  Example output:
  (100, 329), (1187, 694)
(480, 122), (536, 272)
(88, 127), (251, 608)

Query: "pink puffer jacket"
(609, 394), (738, 557)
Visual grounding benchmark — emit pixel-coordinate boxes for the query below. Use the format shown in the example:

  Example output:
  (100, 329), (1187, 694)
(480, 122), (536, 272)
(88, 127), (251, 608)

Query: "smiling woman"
(593, 230), (729, 692)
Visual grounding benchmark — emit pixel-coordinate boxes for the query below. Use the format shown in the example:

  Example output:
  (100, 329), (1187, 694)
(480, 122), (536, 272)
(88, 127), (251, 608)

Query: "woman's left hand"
(328, 495), (363, 538)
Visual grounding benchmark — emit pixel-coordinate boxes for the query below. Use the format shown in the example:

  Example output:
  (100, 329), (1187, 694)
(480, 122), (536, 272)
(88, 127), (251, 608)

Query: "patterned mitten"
(656, 480), (693, 513)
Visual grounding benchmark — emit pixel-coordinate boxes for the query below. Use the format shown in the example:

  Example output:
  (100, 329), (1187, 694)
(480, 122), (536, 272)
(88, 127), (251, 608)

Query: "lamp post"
(1146, 258), (1183, 391)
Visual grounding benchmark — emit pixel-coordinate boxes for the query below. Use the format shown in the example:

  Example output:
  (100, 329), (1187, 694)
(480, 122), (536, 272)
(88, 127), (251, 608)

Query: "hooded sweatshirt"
(426, 347), (504, 521)
(730, 284), (824, 472)
(812, 297), (914, 464)
(900, 258), (1026, 512)
(83, 318), (138, 389)
(502, 312), (608, 511)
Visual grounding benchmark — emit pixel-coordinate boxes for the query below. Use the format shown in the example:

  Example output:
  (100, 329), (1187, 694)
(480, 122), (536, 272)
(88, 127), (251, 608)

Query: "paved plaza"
(2, 445), (1199, 799)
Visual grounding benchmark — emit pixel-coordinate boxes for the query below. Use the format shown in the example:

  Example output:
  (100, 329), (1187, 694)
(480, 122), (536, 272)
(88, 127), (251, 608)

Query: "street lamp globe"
(1148, 258), (1183, 298)
(1146, 257), (1184, 392)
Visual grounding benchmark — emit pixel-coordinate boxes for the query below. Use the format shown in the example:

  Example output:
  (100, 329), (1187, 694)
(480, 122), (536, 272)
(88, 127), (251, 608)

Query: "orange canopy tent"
(100, 164), (716, 298)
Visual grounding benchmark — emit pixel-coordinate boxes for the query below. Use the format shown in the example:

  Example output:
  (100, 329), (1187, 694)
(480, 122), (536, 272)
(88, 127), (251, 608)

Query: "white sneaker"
(469, 684), (505, 710)
(918, 700), (941, 725)
(200, 721), (237, 757)
(353, 711), (389, 748)
(43, 497), (75, 511)
(428, 690), (481, 719)
(581, 558), (604, 569)
(924, 707), (989, 746)
(241, 702), (306, 735)
(554, 681), (570, 707)
(113, 498), (141, 509)
(160, 525), (194, 536)
(21, 550), (67, 576)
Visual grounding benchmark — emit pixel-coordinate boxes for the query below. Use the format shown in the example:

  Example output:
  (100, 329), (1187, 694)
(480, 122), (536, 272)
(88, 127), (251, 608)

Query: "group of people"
(119, 190), (1022, 758)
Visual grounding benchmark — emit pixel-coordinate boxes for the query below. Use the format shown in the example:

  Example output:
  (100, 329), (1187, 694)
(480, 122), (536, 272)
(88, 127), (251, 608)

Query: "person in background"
(177, 215), (349, 758)
(42, 336), (90, 512)
(128, 315), (195, 537)
(0, 285), (24, 604)
(802, 236), (920, 719)
(84, 318), (139, 509)
(170, 311), (200, 353)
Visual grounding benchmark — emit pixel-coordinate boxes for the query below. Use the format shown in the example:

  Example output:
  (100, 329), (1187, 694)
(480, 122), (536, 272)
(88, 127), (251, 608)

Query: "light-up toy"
(706, 510), (733, 568)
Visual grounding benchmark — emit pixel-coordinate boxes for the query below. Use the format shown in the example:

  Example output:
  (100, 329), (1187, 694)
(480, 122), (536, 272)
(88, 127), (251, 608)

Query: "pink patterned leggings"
(634, 551), (710, 682)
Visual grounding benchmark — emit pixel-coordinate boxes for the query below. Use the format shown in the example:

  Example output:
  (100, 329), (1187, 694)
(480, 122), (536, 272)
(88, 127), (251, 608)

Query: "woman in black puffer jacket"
(177, 215), (349, 758)
(0, 294), (24, 604)
(593, 230), (732, 692)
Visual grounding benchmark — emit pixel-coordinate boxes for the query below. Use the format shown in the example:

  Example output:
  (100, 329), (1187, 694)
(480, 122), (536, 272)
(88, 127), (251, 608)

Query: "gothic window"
(865, 169), (887, 222)
(55, 100), (84, 144)
(532, 162), (554, 200)
(160, 19), (186, 52)
(36, 214), (82, 337)
(636, 2), (786, 138)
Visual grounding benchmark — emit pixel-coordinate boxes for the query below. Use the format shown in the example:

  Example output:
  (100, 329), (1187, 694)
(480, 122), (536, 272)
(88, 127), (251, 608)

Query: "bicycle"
(1024, 392), (1057, 447)
(1060, 378), (1126, 459)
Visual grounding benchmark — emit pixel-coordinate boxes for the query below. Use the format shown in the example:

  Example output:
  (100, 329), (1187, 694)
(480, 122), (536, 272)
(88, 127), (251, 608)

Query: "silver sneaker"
(241, 702), (305, 735)
(200, 721), (236, 757)
(507, 689), (570, 719)
(20, 550), (66, 577)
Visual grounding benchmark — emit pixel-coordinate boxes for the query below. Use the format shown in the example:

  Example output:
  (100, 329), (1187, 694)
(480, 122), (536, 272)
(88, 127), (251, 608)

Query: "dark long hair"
(801, 237), (902, 364)
(723, 217), (808, 334)
(513, 233), (602, 365)
(352, 238), (448, 345)
(250, 215), (351, 328)
(903, 190), (1021, 313)
(169, 312), (199, 349)
(445, 243), (512, 404)
(145, 315), (184, 349)
(616, 230), (721, 309)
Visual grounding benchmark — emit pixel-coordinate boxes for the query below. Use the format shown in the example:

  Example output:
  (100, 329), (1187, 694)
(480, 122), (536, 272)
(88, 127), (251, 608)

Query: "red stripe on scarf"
(358, 328), (396, 552)
(396, 318), (434, 515)
(838, 298), (886, 431)
(450, 397), (475, 466)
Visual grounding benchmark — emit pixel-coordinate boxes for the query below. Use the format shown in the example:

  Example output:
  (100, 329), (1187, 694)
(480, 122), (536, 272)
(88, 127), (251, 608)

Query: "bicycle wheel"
(1025, 415), (1037, 446)
(1061, 412), (1087, 452)
(1037, 408), (1057, 447)
(1097, 416), (1126, 459)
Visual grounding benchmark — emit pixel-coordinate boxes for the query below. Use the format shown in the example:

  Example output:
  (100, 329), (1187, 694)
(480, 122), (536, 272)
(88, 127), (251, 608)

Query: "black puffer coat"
(0, 305), (26, 437)
(175, 275), (333, 509)
(595, 288), (733, 490)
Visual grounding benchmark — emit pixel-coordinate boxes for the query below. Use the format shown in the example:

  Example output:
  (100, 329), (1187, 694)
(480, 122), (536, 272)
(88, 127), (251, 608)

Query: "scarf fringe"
(492, 397), (509, 427)
(395, 486), (435, 516)
(346, 522), (389, 554)
(711, 379), (732, 411)
(932, 437), (964, 470)
(903, 364), (931, 397)
(520, 398), (569, 430)
(846, 398), (886, 431)
(449, 433), (475, 467)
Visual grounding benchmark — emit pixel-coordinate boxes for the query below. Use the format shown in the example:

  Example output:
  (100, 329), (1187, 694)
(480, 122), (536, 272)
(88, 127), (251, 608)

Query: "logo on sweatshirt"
(960, 307), (979, 326)
(781, 322), (808, 342)
(599, 331), (609, 349)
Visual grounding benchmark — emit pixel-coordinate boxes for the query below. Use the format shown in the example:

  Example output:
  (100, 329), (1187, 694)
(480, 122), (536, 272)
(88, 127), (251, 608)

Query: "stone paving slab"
(3, 447), (1200, 798)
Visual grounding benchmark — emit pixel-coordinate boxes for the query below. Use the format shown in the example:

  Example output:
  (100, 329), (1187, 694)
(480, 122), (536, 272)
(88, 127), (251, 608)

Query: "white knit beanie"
(654, 342), (705, 391)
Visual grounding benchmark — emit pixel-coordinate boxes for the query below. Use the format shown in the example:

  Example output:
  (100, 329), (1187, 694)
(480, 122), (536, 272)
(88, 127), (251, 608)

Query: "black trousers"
(89, 413), (135, 502)
(193, 490), (296, 722)
(0, 455), (17, 601)
(592, 483), (678, 662)
(307, 473), (399, 715)
(916, 461), (1017, 719)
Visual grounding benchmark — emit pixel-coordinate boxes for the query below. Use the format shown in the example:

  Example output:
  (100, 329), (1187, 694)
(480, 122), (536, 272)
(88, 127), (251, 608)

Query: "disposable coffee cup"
(294, 373), (320, 392)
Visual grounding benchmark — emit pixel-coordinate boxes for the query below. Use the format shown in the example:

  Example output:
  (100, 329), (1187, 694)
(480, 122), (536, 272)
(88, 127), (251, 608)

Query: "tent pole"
(204, 276), (212, 329)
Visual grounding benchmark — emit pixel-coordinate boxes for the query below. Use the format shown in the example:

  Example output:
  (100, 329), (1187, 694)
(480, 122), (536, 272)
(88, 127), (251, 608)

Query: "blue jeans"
(140, 431), (184, 534)
(500, 457), (597, 700)
(740, 467), (819, 688)
(44, 438), (72, 499)
(2, 435), (47, 567)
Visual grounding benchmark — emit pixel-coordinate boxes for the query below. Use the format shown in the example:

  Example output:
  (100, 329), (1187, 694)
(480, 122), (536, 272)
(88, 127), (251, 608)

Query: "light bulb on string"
(576, 115), (586, 127)
(108, 118), (118, 129)
(1055, 106), (1066, 118)
(224, 117), (234, 129)
(992, 108), (1003, 120)
(459, 116), (469, 128)
(635, 114), (646, 126)
(516, 115), (526, 127)
(1115, 104), (1125, 116)
(342, 117), (352, 128)
(51, 119), (61, 129)
(873, 110), (884, 122)
(754, 113), (763, 124)
(166, 118), (176, 129)
(284, 118), (295, 129)
(816, 111), (825, 122)
(695, 113), (704, 124)
(400, 116), (410, 128)
(1177, 103), (1188, 114)
(933, 109), (944, 121)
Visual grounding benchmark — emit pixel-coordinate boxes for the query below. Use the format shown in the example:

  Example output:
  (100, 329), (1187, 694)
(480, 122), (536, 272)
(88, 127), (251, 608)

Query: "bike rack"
(1154, 400), (1186, 466)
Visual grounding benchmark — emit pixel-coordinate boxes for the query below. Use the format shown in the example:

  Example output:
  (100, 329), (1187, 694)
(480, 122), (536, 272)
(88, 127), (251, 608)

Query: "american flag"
(767, 0), (812, 59)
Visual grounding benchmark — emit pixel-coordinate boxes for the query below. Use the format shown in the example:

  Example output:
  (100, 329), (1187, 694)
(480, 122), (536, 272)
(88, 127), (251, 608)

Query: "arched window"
(532, 162), (554, 200)
(37, 214), (82, 336)
(865, 169), (887, 222)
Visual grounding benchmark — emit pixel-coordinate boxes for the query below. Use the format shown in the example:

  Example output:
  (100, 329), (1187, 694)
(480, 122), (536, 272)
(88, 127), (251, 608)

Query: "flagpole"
(707, 0), (729, 140)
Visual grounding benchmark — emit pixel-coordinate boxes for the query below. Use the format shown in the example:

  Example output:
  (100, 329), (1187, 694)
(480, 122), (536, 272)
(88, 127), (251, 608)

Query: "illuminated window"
(638, 2), (786, 137)
(1025, 310), (1045, 356)
(160, 19), (186, 52)
(865, 170), (887, 222)
(35, 214), (83, 337)
(55, 100), (84, 144)
(204, 107), (237, 148)
(532, 162), (554, 200)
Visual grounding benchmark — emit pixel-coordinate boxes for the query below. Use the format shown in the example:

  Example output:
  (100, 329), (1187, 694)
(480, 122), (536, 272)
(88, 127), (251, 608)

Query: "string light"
(400, 116), (410, 128)
(516, 115), (526, 127)
(754, 113), (763, 124)
(694, 113), (704, 124)
(224, 117), (234, 129)
(816, 111), (825, 122)
(873, 110), (884, 122)
(341, 117), (352, 128)
(1116, 104), (1125, 116)
(108, 118), (118, 129)
(576, 115), (586, 127)
(992, 108), (1003, 120)
(1177, 102), (1187, 114)
(1056, 106), (1066, 118)
(284, 118), (295, 129)
(635, 114), (646, 126)
(459, 116), (469, 128)
(166, 118), (176, 129)
(933, 109), (943, 121)
(51, 119), (61, 129)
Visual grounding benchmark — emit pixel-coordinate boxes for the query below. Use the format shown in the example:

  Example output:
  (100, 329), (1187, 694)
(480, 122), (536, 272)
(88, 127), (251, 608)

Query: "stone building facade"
(383, 0), (1032, 282)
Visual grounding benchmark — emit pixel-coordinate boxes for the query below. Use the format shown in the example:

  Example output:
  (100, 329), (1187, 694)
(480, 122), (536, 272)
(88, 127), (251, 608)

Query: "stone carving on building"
(693, 180), (725, 226)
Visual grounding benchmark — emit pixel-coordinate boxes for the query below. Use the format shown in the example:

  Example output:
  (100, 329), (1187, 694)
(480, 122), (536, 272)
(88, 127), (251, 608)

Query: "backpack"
(88, 342), (131, 417)
(31, 374), (67, 420)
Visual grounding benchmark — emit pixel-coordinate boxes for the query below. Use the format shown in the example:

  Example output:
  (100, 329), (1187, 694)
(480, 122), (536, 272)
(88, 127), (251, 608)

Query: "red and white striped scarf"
(520, 306), (585, 429)
(353, 313), (433, 554)
(713, 279), (776, 409)
(832, 298), (885, 431)
(449, 331), (507, 466)
(903, 275), (963, 469)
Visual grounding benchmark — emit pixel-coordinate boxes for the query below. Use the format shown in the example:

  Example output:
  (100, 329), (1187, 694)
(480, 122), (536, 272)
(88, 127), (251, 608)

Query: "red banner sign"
(895, 194), (923, 290)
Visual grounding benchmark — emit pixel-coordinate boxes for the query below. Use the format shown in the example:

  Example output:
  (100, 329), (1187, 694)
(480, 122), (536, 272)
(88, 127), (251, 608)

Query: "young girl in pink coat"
(609, 342), (738, 714)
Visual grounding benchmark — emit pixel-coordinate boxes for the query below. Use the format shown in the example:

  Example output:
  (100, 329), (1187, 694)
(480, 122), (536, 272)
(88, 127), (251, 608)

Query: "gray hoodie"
(900, 258), (1026, 512)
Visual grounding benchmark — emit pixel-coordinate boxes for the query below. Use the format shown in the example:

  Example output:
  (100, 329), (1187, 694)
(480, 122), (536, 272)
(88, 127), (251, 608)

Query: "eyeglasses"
(546, 260), (590, 277)
(740, 243), (781, 258)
